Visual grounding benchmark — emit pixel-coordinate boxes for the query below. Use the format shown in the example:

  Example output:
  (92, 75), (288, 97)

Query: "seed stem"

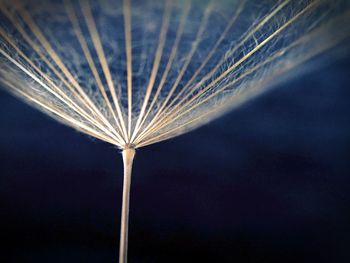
(119, 147), (135, 263)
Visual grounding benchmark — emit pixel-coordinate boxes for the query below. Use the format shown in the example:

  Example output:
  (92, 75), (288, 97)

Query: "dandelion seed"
(0, 0), (349, 262)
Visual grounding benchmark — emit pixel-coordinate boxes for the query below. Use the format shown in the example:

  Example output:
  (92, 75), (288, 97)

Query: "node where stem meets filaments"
(0, 0), (349, 262)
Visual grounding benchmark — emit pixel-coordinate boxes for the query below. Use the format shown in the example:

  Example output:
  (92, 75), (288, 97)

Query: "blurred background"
(0, 53), (349, 262)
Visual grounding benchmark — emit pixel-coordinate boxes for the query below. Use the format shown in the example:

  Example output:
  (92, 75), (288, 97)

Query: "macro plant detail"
(0, 0), (349, 262)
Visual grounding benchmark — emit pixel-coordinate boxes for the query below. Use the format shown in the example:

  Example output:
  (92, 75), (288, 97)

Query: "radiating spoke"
(123, 0), (133, 140)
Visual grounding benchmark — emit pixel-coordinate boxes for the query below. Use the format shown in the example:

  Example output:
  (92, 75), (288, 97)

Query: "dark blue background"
(1, 55), (349, 262)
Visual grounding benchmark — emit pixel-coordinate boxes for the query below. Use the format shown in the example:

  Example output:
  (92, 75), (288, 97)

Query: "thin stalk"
(119, 147), (136, 263)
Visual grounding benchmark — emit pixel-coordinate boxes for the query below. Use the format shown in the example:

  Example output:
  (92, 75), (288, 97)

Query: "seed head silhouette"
(0, 0), (349, 262)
